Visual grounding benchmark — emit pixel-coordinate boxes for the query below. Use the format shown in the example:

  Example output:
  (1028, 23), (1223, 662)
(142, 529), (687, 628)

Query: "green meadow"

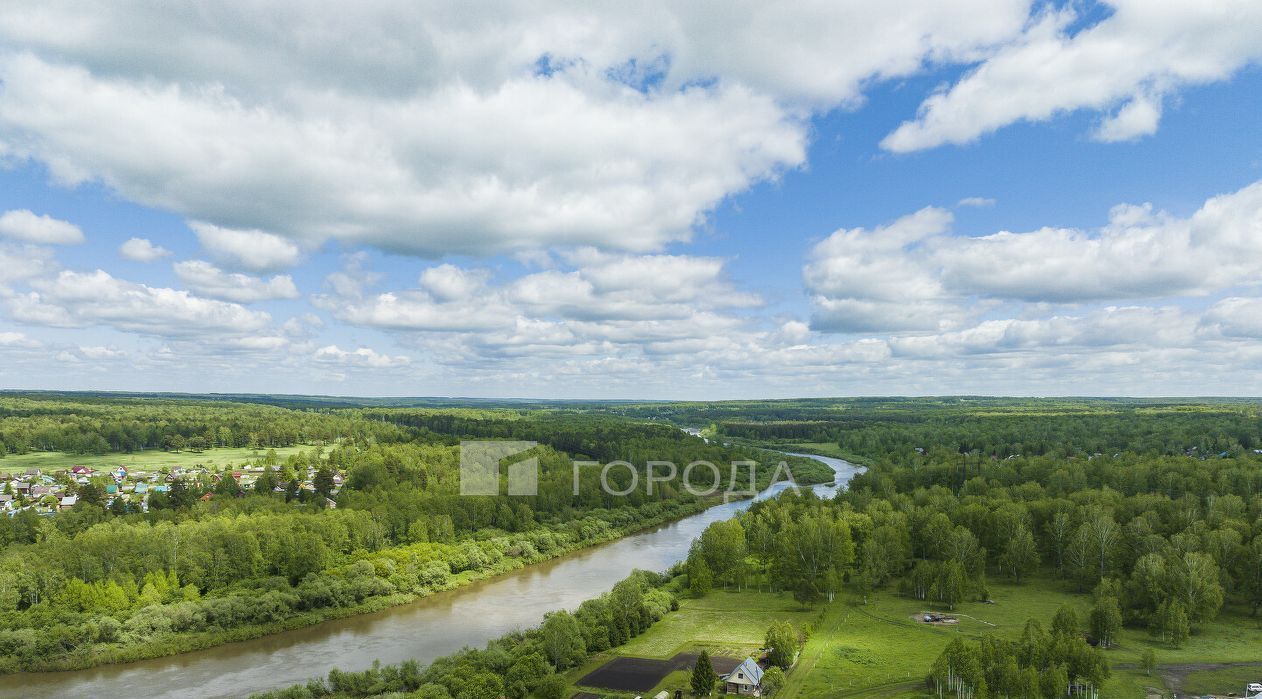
(563, 577), (1262, 698)
(0, 444), (322, 474)
(619, 590), (820, 660)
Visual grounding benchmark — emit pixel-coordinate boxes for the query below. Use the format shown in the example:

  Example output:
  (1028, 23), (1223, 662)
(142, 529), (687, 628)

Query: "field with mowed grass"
(784, 577), (1262, 698)
(1180, 664), (1262, 697)
(565, 576), (1262, 698)
(777, 579), (1074, 698)
(619, 589), (821, 659)
(563, 590), (821, 698)
(0, 444), (324, 474)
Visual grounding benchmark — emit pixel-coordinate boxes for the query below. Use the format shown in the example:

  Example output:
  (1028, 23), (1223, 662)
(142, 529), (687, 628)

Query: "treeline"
(930, 608), (1109, 698)
(836, 450), (1262, 643)
(597, 398), (1262, 456)
(364, 408), (725, 464)
(0, 396), (406, 455)
(719, 408), (1262, 459)
(683, 485), (996, 611)
(251, 570), (678, 699)
(686, 490), (857, 607)
(834, 408), (1262, 461)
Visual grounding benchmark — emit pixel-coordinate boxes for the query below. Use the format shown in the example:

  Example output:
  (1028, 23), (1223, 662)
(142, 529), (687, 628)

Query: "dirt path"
(1115, 661), (1262, 696)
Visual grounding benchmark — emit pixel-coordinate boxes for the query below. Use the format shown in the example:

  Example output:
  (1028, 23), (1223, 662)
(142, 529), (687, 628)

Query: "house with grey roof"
(721, 657), (764, 696)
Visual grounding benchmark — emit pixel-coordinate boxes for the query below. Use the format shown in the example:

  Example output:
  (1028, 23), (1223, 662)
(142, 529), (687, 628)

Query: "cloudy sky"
(1, 1), (1261, 398)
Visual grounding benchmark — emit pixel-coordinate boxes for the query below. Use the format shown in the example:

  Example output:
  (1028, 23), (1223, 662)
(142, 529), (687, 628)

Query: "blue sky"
(1, 1), (1261, 398)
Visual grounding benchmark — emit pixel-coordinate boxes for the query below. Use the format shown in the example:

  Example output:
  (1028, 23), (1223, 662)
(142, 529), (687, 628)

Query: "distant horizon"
(4, 389), (1261, 404)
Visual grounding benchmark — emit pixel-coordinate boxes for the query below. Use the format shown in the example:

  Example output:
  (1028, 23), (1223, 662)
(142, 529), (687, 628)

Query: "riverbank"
(3, 454), (837, 674)
(2, 498), (711, 674)
(749, 440), (871, 466)
(2, 452), (859, 698)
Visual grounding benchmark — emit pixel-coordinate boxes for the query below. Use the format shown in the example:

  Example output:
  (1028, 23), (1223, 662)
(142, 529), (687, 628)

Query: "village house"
(2, 455), (344, 519)
(721, 658), (764, 696)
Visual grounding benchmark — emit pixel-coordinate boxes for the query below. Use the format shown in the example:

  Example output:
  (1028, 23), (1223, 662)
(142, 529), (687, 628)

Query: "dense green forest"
(611, 396), (1262, 457)
(238, 396), (1262, 699)
(0, 394), (831, 672)
(5, 393), (1262, 697)
(689, 399), (1262, 697)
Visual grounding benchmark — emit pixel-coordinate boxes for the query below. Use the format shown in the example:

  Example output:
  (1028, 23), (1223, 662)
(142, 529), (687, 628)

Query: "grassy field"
(620, 590), (821, 660)
(777, 580), (1069, 698)
(754, 440), (869, 465)
(0, 445), (325, 474)
(778, 442), (851, 458)
(565, 590), (821, 698)
(785, 578), (1262, 698)
(564, 576), (1262, 698)
(1180, 664), (1262, 696)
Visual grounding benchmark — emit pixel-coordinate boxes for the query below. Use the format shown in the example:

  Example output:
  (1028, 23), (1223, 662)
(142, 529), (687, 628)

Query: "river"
(2, 452), (862, 699)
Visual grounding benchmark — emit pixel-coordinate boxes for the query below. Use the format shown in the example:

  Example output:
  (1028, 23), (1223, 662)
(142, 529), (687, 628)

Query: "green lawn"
(748, 440), (869, 465)
(619, 589), (820, 659)
(778, 580), (1075, 698)
(561, 589), (820, 698)
(581, 576), (1262, 698)
(777, 442), (854, 459)
(785, 578), (1262, 698)
(1181, 664), (1262, 696)
(0, 445), (325, 474)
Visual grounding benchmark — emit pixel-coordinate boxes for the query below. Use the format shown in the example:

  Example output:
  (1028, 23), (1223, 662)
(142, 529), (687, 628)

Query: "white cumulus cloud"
(119, 237), (171, 262)
(807, 179), (1262, 333)
(174, 260), (299, 303)
(882, 1), (1262, 152)
(314, 345), (410, 369)
(0, 2), (1031, 257)
(7, 269), (274, 339)
(191, 222), (302, 272)
(0, 331), (41, 348)
(0, 209), (83, 244)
